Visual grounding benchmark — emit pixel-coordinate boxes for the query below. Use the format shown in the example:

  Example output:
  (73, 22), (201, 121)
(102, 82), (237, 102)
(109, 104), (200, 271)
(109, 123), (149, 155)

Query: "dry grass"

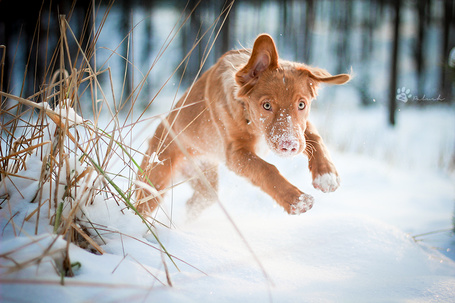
(0, 3), (177, 284)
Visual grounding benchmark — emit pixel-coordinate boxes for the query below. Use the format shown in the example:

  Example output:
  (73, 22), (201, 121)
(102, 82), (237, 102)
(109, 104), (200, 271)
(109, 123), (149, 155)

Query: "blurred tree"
(389, 0), (401, 126)
(440, 0), (454, 103)
(137, 0), (154, 107)
(303, 0), (315, 63)
(415, 0), (429, 102)
(0, 0), (44, 98)
(359, 0), (379, 106)
(181, 0), (203, 85)
(334, 0), (352, 75)
(118, 0), (133, 112)
(0, 0), (91, 104)
(215, 0), (234, 60)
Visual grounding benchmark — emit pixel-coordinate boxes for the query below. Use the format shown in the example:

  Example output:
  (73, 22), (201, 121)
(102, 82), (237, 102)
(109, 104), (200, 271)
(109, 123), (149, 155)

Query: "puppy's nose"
(279, 140), (299, 153)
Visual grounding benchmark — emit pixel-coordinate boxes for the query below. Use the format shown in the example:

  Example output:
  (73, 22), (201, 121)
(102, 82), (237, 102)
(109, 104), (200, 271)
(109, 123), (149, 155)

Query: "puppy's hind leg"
(136, 133), (184, 216)
(185, 162), (219, 220)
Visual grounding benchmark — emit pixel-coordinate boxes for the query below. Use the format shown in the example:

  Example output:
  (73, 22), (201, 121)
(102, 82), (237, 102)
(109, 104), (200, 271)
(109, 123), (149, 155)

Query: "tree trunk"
(389, 0), (401, 126)
(440, 0), (454, 103)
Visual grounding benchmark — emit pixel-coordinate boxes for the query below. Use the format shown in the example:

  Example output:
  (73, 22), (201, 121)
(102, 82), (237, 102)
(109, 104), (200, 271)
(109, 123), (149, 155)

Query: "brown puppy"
(136, 34), (350, 216)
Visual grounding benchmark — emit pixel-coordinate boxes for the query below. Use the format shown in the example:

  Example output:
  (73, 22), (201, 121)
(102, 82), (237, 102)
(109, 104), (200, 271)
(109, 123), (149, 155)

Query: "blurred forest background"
(0, 0), (454, 125)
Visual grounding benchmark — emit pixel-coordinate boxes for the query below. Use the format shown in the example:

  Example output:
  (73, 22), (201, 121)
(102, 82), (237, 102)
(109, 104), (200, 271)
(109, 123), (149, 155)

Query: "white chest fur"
(254, 135), (270, 159)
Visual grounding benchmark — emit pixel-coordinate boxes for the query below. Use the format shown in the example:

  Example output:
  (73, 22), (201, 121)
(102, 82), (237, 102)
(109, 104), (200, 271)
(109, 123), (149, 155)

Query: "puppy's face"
(235, 34), (350, 157)
(246, 68), (315, 157)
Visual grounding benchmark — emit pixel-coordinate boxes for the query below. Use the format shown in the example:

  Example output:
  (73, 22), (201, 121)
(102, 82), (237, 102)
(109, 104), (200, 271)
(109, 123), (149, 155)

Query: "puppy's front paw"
(312, 173), (340, 193)
(289, 193), (314, 215)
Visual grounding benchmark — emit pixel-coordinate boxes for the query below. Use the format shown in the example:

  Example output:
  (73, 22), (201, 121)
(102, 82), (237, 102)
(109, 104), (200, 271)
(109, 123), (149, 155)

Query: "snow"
(53, 102), (85, 125)
(148, 151), (164, 166)
(1, 105), (455, 302)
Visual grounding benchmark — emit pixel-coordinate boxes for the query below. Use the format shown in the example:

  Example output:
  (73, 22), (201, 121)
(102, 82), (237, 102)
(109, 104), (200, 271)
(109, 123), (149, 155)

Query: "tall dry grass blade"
(0, 278), (154, 289)
(0, 236), (66, 276)
(128, 254), (167, 287)
(0, 141), (50, 162)
(70, 222), (104, 254)
(0, 45), (5, 96)
(62, 18), (118, 126)
(81, 223), (207, 276)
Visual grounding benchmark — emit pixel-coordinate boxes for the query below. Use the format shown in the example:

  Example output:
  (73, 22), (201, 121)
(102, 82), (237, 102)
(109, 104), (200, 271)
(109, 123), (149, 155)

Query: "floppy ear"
(306, 66), (351, 85)
(235, 34), (279, 94)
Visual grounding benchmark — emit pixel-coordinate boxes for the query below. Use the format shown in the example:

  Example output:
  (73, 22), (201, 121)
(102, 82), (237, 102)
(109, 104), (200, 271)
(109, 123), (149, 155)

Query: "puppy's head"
(235, 34), (350, 157)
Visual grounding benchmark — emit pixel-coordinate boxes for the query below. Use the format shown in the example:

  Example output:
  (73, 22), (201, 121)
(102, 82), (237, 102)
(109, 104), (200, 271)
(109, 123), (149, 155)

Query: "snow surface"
(1, 106), (455, 303)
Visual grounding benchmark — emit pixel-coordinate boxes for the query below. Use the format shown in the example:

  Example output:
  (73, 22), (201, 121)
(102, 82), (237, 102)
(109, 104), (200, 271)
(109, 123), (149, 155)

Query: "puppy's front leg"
(226, 145), (313, 214)
(305, 121), (340, 193)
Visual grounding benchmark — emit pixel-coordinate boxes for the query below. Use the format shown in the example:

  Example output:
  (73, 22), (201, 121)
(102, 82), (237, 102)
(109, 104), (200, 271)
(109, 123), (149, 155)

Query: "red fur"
(136, 34), (350, 216)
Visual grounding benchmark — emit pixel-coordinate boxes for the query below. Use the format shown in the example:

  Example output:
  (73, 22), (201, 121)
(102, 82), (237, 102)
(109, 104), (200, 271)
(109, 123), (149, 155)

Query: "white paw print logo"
(396, 87), (412, 103)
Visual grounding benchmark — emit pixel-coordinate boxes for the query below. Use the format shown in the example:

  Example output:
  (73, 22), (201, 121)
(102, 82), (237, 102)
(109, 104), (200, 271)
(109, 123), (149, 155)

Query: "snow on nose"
(268, 111), (303, 157)
(273, 135), (302, 157)
(279, 139), (299, 154)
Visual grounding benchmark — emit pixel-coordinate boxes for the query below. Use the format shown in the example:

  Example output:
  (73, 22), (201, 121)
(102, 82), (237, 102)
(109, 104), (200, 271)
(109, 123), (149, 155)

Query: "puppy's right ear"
(235, 34), (279, 96)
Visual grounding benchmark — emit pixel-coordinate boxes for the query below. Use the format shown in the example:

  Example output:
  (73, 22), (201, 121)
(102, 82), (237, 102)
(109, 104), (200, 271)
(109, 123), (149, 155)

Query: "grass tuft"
(0, 6), (178, 284)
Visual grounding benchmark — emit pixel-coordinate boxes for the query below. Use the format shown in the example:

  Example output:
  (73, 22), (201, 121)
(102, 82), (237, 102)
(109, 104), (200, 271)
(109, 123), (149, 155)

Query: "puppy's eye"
(298, 101), (306, 110)
(263, 102), (272, 111)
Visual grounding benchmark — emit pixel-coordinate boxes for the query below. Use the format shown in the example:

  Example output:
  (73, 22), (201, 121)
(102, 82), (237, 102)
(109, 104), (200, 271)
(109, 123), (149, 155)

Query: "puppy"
(136, 34), (350, 216)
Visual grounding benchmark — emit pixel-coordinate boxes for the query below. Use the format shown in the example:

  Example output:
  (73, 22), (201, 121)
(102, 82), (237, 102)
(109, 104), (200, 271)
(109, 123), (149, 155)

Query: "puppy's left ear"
(235, 34), (279, 95)
(306, 66), (351, 85)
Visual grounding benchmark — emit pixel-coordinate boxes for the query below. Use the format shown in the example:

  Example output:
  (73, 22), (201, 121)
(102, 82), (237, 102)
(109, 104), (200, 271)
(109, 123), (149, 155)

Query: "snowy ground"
(1, 106), (455, 302)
